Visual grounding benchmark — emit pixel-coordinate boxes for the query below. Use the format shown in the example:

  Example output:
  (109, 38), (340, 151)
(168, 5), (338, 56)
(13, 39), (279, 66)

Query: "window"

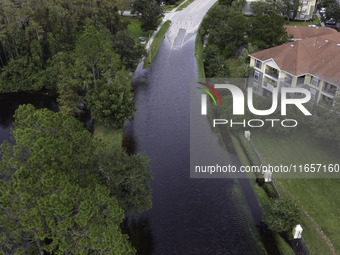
(255, 59), (262, 69)
(311, 76), (319, 86)
(254, 70), (260, 81)
(302, 1), (308, 6)
(301, 8), (307, 14)
(284, 74), (292, 85)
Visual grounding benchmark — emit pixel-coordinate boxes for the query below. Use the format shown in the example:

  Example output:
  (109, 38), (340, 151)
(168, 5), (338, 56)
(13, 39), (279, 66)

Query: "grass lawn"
(93, 123), (123, 148)
(122, 17), (153, 43)
(161, 5), (175, 12)
(287, 15), (321, 27)
(251, 129), (340, 255)
(226, 57), (242, 78)
(176, 0), (195, 11)
(195, 31), (205, 78)
(144, 20), (171, 69)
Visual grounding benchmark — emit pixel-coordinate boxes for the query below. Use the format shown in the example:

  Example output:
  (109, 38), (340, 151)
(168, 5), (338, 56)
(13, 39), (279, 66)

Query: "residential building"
(296, 0), (316, 20)
(249, 32), (340, 107)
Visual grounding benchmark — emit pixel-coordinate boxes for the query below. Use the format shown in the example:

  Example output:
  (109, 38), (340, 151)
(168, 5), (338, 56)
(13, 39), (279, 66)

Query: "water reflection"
(0, 93), (58, 145)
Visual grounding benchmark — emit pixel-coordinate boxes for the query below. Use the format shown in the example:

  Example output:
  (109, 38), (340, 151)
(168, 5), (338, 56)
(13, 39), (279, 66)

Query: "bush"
(263, 183), (276, 198)
(263, 198), (301, 233)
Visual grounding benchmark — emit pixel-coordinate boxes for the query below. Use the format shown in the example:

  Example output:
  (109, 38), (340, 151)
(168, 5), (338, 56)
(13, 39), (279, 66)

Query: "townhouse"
(249, 27), (340, 107)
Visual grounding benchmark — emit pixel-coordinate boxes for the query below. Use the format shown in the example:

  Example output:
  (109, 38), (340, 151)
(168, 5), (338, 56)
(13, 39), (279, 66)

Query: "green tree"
(133, 0), (163, 31)
(325, 2), (340, 23)
(0, 105), (135, 254)
(74, 25), (121, 89)
(113, 30), (146, 69)
(204, 45), (230, 77)
(262, 198), (301, 233)
(250, 0), (281, 15)
(249, 13), (288, 50)
(238, 43), (257, 79)
(0, 0), (123, 93)
(87, 70), (136, 128)
(219, 0), (234, 7)
(95, 143), (152, 213)
(57, 61), (84, 117)
(280, 0), (301, 22)
(202, 7), (247, 49)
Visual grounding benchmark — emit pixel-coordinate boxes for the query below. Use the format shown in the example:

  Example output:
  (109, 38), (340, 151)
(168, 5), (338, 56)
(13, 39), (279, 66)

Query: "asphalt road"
(164, 0), (218, 49)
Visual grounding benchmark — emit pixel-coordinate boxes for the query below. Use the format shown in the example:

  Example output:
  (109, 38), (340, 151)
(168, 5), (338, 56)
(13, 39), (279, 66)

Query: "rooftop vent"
(325, 40), (329, 43)
(337, 44), (340, 47)
(290, 44), (294, 47)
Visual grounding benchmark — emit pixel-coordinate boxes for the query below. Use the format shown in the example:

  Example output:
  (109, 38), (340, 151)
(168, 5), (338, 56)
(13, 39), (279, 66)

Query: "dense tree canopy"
(133, 0), (163, 31)
(250, 0), (301, 21)
(0, 105), (152, 254)
(248, 13), (288, 50)
(0, 0), (123, 92)
(55, 25), (136, 126)
(0, 0), (144, 128)
(87, 70), (136, 128)
(200, 4), (287, 77)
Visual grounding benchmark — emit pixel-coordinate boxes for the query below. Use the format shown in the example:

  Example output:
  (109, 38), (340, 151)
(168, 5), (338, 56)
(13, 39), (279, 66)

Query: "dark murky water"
(0, 93), (59, 145)
(124, 34), (265, 254)
(0, 36), (267, 255)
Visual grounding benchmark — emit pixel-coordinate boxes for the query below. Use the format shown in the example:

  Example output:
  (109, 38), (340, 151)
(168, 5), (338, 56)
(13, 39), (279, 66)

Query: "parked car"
(139, 37), (146, 44)
(325, 18), (336, 27)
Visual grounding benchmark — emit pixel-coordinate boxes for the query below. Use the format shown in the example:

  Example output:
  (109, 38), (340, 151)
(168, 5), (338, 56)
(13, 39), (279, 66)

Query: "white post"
(263, 170), (272, 183)
(244, 130), (251, 141)
(293, 224), (303, 239)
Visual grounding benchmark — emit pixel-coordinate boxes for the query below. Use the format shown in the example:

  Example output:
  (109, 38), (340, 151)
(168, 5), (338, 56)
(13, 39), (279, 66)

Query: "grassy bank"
(176, 0), (196, 11)
(93, 124), (123, 148)
(230, 133), (296, 254)
(144, 20), (171, 69)
(195, 29), (205, 78)
(251, 129), (340, 255)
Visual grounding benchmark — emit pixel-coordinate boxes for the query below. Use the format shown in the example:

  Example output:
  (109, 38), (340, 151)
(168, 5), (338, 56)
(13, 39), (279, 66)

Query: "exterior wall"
(249, 57), (264, 96)
(297, 0), (316, 20)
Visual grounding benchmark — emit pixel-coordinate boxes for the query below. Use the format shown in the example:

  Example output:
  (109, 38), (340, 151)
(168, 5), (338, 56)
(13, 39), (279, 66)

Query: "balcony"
(265, 69), (279, 79)
(321, 88), (336, 97)
(322, 83), (337, 97)
(263, 77), (278, 91)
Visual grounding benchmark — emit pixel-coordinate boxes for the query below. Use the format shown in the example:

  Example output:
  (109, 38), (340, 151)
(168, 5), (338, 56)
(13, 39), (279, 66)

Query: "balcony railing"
(265, 69), (279, 79)
(322, 88), (336, 97)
